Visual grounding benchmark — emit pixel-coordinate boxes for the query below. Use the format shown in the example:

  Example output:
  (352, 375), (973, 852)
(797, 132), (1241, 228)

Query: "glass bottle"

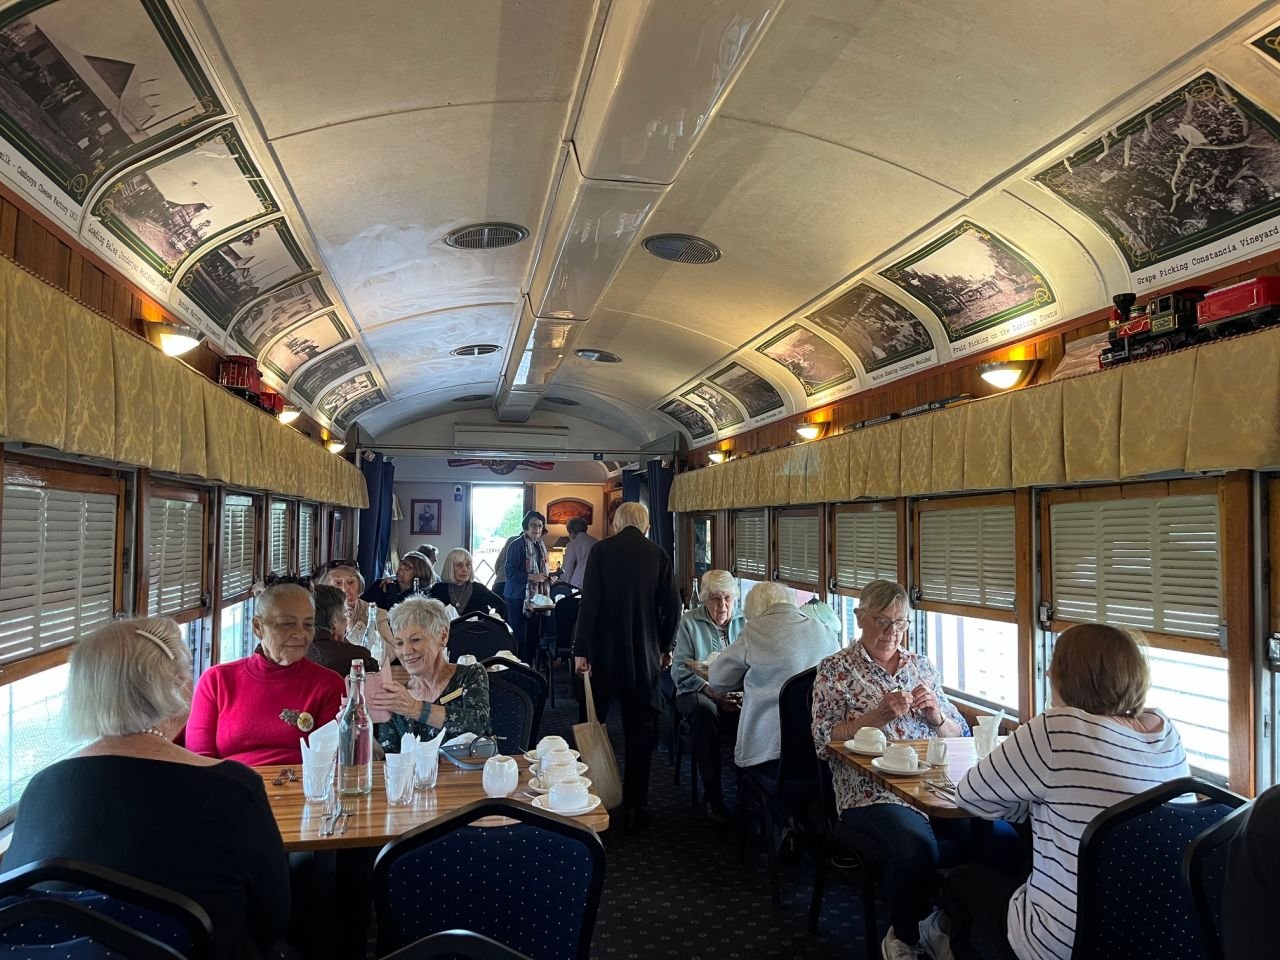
(363, 602), (380, 660)
(412, 576), (421, 596)
(338, 660), (373, 796)
(690, 577), (702, 609)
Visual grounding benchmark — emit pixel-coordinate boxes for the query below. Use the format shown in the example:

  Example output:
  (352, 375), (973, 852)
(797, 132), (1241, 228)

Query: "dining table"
(826, 737), (980, 818)
(256, 757), (610, 852)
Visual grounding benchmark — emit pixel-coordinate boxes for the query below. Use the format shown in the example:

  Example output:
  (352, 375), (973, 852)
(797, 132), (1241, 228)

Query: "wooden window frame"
(297, 501), (319, 578)
(1270, 476), (1280, 637)
(216, 490), (263, 610)
(772, 506), (824, 591)
(829, 500), (906, 599)
(139, 478), (210, 627)
(730, 508), (770, 583)
(684, 512), (719, 589)
(912, 492), (1018, 624)
(266, 495), (296, 576)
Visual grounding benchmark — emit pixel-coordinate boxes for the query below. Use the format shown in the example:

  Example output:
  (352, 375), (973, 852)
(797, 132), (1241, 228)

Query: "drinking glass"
(973, 724), (998, 758)
(385, 756), (415, 805)
(415, 742), (440, 791)
(303, 754), (335, 802)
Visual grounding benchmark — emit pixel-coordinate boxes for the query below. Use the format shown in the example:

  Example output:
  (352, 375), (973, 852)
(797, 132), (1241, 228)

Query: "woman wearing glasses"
(314, 560), (393, 664)
(810, 579), (968, 960)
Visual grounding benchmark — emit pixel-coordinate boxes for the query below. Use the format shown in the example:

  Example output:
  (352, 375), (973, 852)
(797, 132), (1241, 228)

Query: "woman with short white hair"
(6, 618), (290, 960)
(369, 596), (491, 752)
(428, 547), (508, 620)
(314, 559), (393, 661)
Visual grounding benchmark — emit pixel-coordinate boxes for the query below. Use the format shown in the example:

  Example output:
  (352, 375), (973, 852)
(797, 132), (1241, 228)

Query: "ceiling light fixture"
(326, 439), (346, 454)
(574, 348), (622, 363)
(150, 320), (203, 357)
(796, 421), (822, 441)
(977, 359), (1037, 390)
(279, 405), (301, 425)
(707, 451), (726, 464)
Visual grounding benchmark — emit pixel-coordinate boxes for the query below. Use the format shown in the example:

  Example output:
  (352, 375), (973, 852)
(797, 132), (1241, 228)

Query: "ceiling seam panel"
(267, 97), (575, 144)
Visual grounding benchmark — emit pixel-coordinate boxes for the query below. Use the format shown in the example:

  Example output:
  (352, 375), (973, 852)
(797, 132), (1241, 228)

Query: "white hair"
(389, 595), (451, 638)
(613, 501), (649, 533)
(67, 617), (191, 738)
(255, 582), (314, 620)
(317, 563), (365, 593)
(440, 548), (473, 585)
(857, 579), (910, 615)
(699, 569), (737, 599)
(744, 581), (796, 620)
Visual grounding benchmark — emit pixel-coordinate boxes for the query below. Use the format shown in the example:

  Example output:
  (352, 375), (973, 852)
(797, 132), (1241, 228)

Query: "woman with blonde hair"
(428, 547), (507, 620)
(6, 617), (290, 960)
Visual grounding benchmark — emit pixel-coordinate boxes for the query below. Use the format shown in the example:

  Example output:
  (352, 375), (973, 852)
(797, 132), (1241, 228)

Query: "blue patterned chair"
(448, 613), (513, 663)
(379, 929), (530, 959)
(487, 673), (535, 754)
(1073, 777), (1246, 960)
(481, 659), (548, 745)
(808, 760), (886, 949)
(1182, 798), (1253, 960)
(373, 799), (606, 960)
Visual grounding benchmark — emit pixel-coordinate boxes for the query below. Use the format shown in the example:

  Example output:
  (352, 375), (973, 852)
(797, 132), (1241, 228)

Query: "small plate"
(531, 793), (602, 817)
(843, 740), (884, 756)
(523, 750), (581, 764)
(527, 776), (593, 794)
(871, 757), (924, 776)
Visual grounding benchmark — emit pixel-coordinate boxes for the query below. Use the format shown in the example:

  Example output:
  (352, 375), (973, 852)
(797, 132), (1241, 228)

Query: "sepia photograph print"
(292, 344), (365, 404)
(708, 361), (784, 419)
(1033, 73), (1280, 273)
(231, 276), (331, 348)
(879, 221), (1055, 342)
(177, 218), (310, 327)
(755, 324), (856, 396)
(0, 0), (226, 207)
(805, 283), (934, 372)
(318, 371), (375, 419)
(334, 388), (387, 432)
(683, 382), (744, 430)
(91, 124), (276, 278)
(262, 312), (348, 381)
(1250, 24), (1280, 70)
(659, 398), (715, 440)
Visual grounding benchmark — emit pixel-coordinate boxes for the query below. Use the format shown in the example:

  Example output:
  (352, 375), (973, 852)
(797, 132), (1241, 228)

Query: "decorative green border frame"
(1032, 72), (1280, 271)
(755, 323), (856, 396)
(709, 361), (784, 417)
(805, 283), (935, 372)
(230, 274), (331, 349)
(334, 388), (387, 432)
(292, 344), (365, 404)
(879, 221), (1055, 343)
(0, 0), (226, 203)
(260, 311), (350, 383)
(92, 123), (275, 279)
(177, 217), (310, 326)
(1251, 24), (1280, 67)
(683, 381), (745, 429)
(659, 398), (714, 439)
(319, 372), (375, 417)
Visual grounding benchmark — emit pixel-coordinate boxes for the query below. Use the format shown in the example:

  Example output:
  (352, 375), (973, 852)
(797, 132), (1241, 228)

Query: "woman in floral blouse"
(370, 596), (490, 752)
(811, 579), (968, 960)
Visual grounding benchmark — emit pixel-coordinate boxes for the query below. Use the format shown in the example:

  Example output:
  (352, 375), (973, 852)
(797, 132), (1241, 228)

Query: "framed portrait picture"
(410, 499), (441, 537)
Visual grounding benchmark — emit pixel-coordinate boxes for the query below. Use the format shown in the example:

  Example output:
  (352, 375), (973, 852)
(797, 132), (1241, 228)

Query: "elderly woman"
(672, 569), (746, 822)
(314, 559), (393, 663)
(810, 579), (968, 960)
(187, 583), (345, 766)
(307, 583), (379, 676)
(7, 618), (290, 960)
(369, 596), (491, 752)
(503, 510), (550, 663)
(429, 547), (507, 620)
(949, 624), (1188, 960)
(712, 582), (839, 774)
(366, 551), (434, 611)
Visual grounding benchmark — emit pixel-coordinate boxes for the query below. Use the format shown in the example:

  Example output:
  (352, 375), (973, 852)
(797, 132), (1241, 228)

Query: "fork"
(321, 801), (344, 837)
(272, 767), (296, 786)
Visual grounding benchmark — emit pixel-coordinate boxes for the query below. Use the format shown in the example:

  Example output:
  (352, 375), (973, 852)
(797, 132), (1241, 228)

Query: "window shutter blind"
(0, 486), (118, 665)
(221, 497), (256, 598)
(734, 513), (767, 578)
(1049, 495), (1220, 640)
(298, 506), (315, 576)
(834, 511), (898, 590)
(776, 514), (820, 585)
(918, 506), (1016, 609)
(268, 501), (289, 575)
(148, 497), (204, 616)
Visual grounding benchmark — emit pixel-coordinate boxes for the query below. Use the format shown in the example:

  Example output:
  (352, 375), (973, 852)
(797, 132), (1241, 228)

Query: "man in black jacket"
(574, 500), (681, 829)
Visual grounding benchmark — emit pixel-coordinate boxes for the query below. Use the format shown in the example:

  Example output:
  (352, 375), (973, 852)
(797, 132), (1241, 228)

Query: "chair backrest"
(487, 674), (535, 754)
(550, 584), (580, 602)
(481, 660), (548, 743)
(374, 799), (606, 960)
(1182, 799), (1253, 960)
(379, 929), (531, 960)
(449, 615), (513, 662)
(0, 897), (189, 959)
(552, 596), (580, 653)
(1073, 777), (1247, 960)
(774, 667), (819, 794)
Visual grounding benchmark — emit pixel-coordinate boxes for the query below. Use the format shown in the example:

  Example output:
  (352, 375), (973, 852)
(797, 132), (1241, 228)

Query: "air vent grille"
(452, 394), (491, 403)
(543, 396), (580, 406)
(575, 349), (621, 363)
(444, 222), (529, 250)
(643, 233), (721, 265)
(451, 344), (501, 358)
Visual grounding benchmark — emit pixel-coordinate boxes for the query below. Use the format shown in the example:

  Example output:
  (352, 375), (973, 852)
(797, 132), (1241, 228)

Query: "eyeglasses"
(871, 615), (910, 633)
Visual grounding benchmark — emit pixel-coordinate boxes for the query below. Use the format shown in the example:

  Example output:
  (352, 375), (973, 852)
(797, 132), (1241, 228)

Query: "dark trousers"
(590, 682), (658, 810)
(676, 690), (725, 805)
(507, 603), (531, 663)
(944, 863), (1027, 960)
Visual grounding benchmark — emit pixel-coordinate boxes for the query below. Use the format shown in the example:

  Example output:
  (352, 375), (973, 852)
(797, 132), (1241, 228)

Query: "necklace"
(138, 726), (169, 740)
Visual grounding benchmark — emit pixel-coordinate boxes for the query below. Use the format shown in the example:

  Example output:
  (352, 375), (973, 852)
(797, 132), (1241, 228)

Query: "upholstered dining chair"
(1182, 798), (1254, 960)
(486, 673), (535, 754)
(448, 613), (513, 663)
(481, 658), (548, 745)
(379, 929), (530, 959)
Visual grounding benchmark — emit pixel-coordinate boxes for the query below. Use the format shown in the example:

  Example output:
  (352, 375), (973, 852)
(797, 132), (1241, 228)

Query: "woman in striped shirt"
(951, 624), (1188, 960)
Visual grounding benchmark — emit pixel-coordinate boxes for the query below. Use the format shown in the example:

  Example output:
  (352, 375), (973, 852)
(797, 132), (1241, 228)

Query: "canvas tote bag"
(572, 674), (623, 810)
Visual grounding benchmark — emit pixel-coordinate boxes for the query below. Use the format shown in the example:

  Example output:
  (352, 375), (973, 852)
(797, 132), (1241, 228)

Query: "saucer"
(531, 793), (602, 817)
(843, 739), (884, 757)
(527, 776), (592, 794)
(531, 761), (587, 776)
(871, 756), (923, 776)
(524, 750), (580, 764)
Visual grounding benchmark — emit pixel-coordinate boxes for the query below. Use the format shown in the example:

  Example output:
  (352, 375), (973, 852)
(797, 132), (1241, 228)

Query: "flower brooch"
(279, 708), (315, 732)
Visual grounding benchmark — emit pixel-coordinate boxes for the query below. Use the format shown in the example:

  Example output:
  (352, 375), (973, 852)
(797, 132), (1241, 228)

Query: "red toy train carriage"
(217, 355), (286, 417)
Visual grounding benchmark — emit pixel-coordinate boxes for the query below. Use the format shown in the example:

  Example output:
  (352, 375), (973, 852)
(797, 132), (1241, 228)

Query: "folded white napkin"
(400, 732), (419, 756)
(444, 732), (477, 747)
(415, 726), (448, 779)
(307, 720), (340, 756)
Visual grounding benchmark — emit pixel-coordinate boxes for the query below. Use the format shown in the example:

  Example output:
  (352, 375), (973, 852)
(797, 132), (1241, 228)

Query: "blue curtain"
(646, 459), (674, 555)
(357, 453), (395, 586)
(621, 470), (642, 505)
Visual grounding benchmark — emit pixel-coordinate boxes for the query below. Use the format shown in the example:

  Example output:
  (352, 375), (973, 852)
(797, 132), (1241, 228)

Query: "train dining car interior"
(4, 1), (1280, 958)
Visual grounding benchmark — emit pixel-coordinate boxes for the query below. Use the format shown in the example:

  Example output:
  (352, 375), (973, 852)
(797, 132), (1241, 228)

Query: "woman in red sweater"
(187, 582), (346, 766)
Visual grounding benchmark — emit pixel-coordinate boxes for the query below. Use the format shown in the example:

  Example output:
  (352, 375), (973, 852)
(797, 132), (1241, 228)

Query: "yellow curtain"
(898, 416), (933, 496)
(110, 326), (154, 467)
(201, 379), (237, 484)
(760, 447), (789, 505)
(6, 263), (67, 448)
(732, 455), (756, 507)
(670, 471), (691, 512)
(1120, 350), (1197, 477)
(63, 302), (116, 460)
(149, 348), (184, 474)
(930, 406), (966, 492)
(1187, 328), (1280, 472)
(843, 430), (869, 502)
(864, 420), (902, 498)
(1063, 368), (1122, 481)
(179, 370), (208, 478)
(786, 443), (813, 504)
(1011, 381), (1065, 488)
(964, 393), (1013, 490)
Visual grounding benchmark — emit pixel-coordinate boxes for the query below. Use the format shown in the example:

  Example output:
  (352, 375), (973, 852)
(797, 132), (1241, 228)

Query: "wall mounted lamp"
(796, 421), (823, 441)
(279, 405), (301, 425)
(149, 320), (203, 357)
(977, 359), (1037, 390)
(325, 439), (347, 454)
(707, 450), (727, 464)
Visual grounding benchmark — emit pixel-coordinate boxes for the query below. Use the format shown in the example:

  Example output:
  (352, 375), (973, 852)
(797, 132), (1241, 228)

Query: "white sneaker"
(917, 910), (956, 960)
(882, 928), (923, 960)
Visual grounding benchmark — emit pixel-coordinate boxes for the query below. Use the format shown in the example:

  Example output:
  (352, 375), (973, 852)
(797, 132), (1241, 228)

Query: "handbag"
(572, 673), (623, 810)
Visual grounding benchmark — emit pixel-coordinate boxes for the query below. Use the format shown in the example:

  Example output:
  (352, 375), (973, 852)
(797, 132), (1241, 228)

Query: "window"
(1, 663), (86, 811)
(268, 500), (290, 576)
(927, 612), (1020, 712)
(917, 504), (1016, 610)
(217, 598), (254, 664)
(221, 495), (257, 601)
(298, 504), (317, 576)
(1145, 646), (1229, 780)
(775, 509), (821, 588)
(832, 505), (900, 593)
(733, 512), (767, 580)
(691, 515), (713, 580)
(148, 493), (205, 617)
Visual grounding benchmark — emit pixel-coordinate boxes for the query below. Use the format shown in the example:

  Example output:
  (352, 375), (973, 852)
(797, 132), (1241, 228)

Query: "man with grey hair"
(558, 516), (597, 589)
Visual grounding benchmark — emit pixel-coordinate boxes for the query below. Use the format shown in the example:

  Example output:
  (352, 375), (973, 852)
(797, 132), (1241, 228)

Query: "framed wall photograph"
(410, 499), (441, 537)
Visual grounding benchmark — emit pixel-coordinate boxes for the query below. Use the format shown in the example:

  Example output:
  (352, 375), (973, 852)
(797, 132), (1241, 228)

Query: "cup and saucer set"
(845, 727), (948, 775)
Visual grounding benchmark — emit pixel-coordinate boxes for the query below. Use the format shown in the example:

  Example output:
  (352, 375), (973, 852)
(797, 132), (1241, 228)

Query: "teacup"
(455, 654), (477, 666)
(548, 778), (590, 811)
(925, 739), (949, 766)
(852, 726), (887, 752)
(541, 762), (579, 787)
(536, 735), (568, 757)
(883, 743), (919, 771)
(540, 748), (576, 774)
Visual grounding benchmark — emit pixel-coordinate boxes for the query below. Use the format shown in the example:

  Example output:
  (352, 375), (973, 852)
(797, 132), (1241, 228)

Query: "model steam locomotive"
(1098, 276), (1280, 368)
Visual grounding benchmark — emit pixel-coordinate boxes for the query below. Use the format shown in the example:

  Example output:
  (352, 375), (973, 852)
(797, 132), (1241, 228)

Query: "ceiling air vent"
(452, 394), (491, 403)
(450, 344), (501, 357)
(643, 233), (721, 265)
(543, 396), (580, 406)
(575, 348), (621, 363)
(444, 222), (529, 250)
